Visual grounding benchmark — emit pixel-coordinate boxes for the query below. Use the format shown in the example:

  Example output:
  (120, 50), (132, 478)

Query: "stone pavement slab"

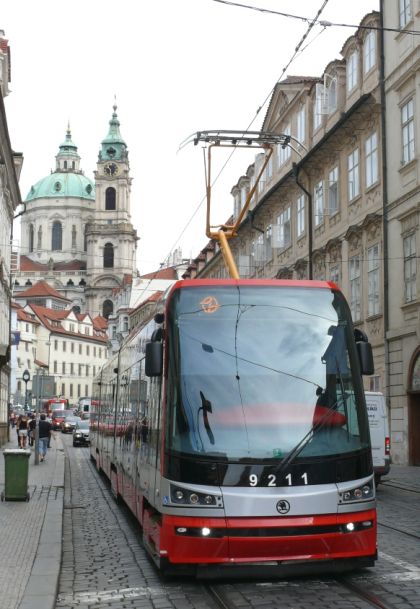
(0, 429), (64, 609)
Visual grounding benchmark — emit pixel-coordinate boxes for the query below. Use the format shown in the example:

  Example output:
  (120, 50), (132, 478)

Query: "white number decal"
(301, 472), (308, 485)
(268, 474), (276, 487)
(249, 474), (258, 486)
(285, 473), (292, 486)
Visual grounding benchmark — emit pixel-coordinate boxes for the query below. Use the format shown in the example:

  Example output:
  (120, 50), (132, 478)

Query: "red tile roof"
(28, 304), (108, 343)
(19, 255), (86, 272)
(16, 280), (71, 302)
(140, 267), (178, 280)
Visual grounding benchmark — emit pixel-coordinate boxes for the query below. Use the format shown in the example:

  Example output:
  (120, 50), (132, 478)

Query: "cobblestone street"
(56, 436), (420, 609)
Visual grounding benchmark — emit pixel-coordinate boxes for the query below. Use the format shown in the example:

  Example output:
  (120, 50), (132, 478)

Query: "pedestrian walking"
(17, 414), (29, 448)
(28, 413), (36, 447)
(38, 413), (52, 462)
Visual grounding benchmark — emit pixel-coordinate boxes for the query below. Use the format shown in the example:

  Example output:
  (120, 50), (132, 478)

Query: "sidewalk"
(0, 429), (65, 609)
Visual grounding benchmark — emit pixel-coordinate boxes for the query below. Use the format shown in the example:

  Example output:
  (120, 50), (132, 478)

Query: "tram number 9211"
(249, 472), (308, 487)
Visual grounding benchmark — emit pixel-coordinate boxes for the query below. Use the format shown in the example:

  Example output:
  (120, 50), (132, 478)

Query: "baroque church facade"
(14, 105), (138, 319)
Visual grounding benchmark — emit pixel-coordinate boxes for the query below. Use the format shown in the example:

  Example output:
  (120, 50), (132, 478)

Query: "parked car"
(52, 410), (74, 430)
(62, 415), (82, 433)
(72, 420), (90, 446)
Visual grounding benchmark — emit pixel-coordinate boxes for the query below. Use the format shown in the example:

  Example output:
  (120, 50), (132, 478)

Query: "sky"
(2, 0), (379, 275)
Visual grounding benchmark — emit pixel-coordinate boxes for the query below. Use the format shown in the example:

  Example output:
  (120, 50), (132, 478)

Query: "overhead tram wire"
(143, 0), (331, 296)
(211, 0), (420, 36)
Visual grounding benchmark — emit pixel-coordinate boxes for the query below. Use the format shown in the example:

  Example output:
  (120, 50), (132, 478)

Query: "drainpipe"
(379, 1), (390, 408)
(293, 163), (313, 279)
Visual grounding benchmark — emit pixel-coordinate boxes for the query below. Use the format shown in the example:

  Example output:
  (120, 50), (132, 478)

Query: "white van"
(365, 391), (391, 485)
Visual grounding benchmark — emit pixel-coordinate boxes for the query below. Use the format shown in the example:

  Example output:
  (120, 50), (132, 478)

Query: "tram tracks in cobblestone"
(336, 576), (399, 609)
(377, 520), (420, 541)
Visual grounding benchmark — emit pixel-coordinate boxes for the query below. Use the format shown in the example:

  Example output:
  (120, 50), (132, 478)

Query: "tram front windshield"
(166, 285), (370, 462)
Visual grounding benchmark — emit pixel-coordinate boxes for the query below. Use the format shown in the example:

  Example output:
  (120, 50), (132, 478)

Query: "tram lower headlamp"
(170, 484), (222, 507)
(339, 480), (374, 503)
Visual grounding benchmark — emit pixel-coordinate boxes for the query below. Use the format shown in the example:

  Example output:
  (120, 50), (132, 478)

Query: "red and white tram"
(90, 278), (376, 577)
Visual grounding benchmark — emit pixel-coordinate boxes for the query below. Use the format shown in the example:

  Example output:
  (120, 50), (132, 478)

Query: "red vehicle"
(91, 279), (377, 577)
(43, 398), (69, 417)
(51, 409), (74, 431)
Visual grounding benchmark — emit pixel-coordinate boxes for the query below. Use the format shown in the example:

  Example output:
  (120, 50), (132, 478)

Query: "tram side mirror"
(145, 341), (163, 377)
(354, 329), (374, 376)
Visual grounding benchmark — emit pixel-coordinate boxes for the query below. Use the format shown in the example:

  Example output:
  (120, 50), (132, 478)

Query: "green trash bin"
(1, 449), (31, 501)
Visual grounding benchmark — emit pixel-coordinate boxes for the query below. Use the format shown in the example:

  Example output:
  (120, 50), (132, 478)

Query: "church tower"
(85, 105), (138, 318)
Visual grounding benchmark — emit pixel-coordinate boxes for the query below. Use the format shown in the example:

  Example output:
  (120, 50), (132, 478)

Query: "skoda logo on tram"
(276, 499), (290, 515)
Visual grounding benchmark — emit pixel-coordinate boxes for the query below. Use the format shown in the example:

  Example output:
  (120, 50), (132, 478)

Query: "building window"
(103, 243), (114, 268)
(313, 93), (322, 130)
(63, 341), (66, 352)
(102, 300), (113, 319)
(86, 345), (90, 356)
(276, 208), (291, 249)
(54, 340), (58, 350)
(70, 384), (73, 397)
(348, 149), (360, 201)
(94, 347), (96, 357)
(330, 265), (340, 286)
(328, 166), (339, 214)
(314, 180), (324, 226)
(404, 233), (416, 302)
(349, 255), (361, 321)
(78, 384), (81, 398)
(54, 361), (57, 373)
(71, 343), (74, 353)
(85, 385), (89, 396)
(123, 317), (129, 332)
(79, 364), (82, 376)
(363, 31), (376, 74)
(297, 194), (305, 237)
(369, 375), (381, 392)
(62, 362), (66, 374)
(37, 226), (42, 250)
(105, 187), (116, 210)
(29, 224), (34, 253)
(401, 99), (415, 164)
(399, 0), (412, 27)
(367, 244), (380, 316)
(278, 125), (291, 165)
(347, 51), (358, 92)
(70, 363), (74, 375)
(365, 132), (378, 188)
(297, 107), (305, 145)
(72, 225), (77, 249)
(52, 221), (62, 251)
(78, 344), (82, 355)
(61, 383), (65, 396)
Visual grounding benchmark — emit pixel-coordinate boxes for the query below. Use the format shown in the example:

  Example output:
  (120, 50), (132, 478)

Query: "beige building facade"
(382, 0), (420, 465)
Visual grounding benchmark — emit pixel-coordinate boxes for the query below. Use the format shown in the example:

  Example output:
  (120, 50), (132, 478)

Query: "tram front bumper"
(160, 510), (377, 567)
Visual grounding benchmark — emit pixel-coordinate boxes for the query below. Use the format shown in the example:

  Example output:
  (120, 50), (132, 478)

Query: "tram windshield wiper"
(272, 397), (346, 478)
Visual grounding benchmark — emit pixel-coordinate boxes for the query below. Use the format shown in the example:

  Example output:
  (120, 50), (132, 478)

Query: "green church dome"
(25, 126), (95, 202)
(26, 172), (95, 202)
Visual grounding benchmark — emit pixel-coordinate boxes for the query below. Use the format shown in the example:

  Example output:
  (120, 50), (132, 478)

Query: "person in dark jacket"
(38, 414), (52, 462)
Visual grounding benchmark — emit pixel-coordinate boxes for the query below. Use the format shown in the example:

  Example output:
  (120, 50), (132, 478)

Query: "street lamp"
(22, 369), (30, 412)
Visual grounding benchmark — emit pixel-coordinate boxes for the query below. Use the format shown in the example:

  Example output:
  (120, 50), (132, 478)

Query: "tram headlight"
(169, 484), (222, 507)
(339, 480), (374, 503)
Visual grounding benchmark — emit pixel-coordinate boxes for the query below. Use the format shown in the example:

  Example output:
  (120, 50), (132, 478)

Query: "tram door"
(409, 392), (420, 465)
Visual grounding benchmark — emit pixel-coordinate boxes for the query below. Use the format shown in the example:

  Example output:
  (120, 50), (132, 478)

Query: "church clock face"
(104, 162), (119, 176)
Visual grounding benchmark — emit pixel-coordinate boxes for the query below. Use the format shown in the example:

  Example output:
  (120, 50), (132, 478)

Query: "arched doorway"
(408, 347), (420, 465)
